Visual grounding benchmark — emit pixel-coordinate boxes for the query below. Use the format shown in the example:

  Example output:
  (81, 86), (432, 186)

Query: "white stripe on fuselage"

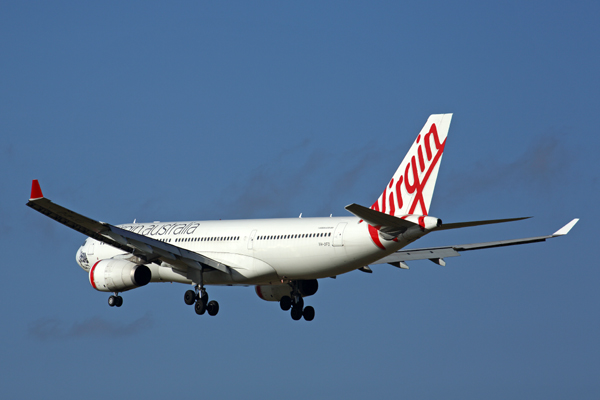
(81, 217), (424, 285)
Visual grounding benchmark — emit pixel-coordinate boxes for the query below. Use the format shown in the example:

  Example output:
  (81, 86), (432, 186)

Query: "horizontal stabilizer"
(437, 217), (530, 231)
(345, 203), (416, 230)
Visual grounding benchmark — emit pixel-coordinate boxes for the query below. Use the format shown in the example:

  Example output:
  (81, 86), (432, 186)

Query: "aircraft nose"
(75, 242), (90, 271)
(75, 246), (83, 267)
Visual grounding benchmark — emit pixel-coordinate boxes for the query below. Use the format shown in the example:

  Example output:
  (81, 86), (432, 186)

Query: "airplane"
(27, 114), (578, 321)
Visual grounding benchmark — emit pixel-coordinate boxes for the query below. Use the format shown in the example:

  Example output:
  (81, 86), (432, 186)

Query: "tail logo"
(368, 122), (447, 249)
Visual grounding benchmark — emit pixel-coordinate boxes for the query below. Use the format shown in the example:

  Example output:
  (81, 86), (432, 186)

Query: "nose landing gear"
(108, 293), (123, 307)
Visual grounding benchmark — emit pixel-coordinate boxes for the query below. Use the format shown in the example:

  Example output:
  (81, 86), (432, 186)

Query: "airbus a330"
(27, 114), (578, 321)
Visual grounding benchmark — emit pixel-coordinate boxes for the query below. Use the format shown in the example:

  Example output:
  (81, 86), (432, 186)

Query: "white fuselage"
(76, 216), (430, 286)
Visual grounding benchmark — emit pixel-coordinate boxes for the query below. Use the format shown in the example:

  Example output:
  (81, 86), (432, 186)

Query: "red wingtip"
(30, 180), (43, 199)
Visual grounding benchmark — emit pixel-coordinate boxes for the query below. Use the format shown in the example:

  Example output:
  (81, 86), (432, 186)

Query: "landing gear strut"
(281, 283), (315, 321)
(108, 293), (123, 307)
(184, 283), (219, 317)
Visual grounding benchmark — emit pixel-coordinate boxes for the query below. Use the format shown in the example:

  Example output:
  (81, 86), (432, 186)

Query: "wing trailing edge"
(372, 219), (579, 268)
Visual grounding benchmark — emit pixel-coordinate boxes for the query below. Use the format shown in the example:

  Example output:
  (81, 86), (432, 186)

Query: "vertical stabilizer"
(371, 114), (452, 217)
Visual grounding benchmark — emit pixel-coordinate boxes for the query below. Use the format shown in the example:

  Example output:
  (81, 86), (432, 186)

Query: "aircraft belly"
(201, 252), (280, 285)
(258, 247), (348, 279)
(254, 242), (377, 279)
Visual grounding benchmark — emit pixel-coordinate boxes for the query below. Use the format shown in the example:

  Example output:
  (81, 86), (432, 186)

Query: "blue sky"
(1, 1), (598, 398)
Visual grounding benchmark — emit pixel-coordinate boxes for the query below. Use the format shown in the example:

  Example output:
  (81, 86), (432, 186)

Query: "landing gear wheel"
(302, 306), (315, 321)
(184, 290), (196, 305)
(291, 305), (303, 321)
(207, 300), (220, 316)
(115, 296), (123, 307)
(201, 292), (209, 305)
(108, 295), (116, 307)
(195, 299), (206, 315)
(280, 296), (292, 311)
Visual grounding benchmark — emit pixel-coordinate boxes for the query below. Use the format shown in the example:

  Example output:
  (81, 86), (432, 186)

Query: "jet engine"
(255, 279), (318, 301)
(89, 259), (151, 292)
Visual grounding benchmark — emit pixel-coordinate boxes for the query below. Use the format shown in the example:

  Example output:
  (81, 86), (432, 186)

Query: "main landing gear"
(108, 293), (123, 307)
(184, 286), (219, 317)
(279, 292), (315, 321)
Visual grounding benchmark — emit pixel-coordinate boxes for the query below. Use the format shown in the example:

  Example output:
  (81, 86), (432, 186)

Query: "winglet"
(552, 219), (579, 236)
(30, 180), (44, 200)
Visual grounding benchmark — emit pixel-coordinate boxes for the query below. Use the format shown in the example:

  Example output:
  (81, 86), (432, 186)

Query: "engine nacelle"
(89, 259), (151, 292)
(255, 280), (319, 302)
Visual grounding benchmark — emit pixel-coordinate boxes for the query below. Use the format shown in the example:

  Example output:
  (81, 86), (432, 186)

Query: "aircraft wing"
(26, 180), (230, 275)
(372, 219), (579, 268)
